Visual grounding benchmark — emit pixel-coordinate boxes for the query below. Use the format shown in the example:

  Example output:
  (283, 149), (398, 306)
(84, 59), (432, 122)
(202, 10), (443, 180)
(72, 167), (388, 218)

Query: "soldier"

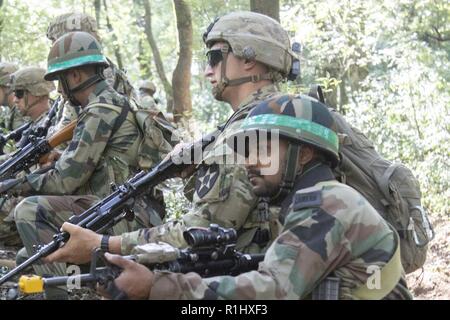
(45, 12), (298, 267)
(98, 94), (413, 300)
(0, 62), (30, 131)
(137, 80), (158, 112)
(2, 31), (148, 299)
(9, 67), (55, 130)
(0, 67), (55, 246)
(45, 11), (136, 137)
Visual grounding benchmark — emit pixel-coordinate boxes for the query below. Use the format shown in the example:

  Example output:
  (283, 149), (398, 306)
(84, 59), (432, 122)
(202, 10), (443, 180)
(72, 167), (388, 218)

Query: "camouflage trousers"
(0, 196), (22, 247)
(14, 194), (155, 298)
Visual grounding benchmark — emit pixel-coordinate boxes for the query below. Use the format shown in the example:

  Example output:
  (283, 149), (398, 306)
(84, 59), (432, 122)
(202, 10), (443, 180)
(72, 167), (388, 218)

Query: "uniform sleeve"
(25, 107), (115, 195)
(148, 206), (353, 300)
(120, 164), (257, 255)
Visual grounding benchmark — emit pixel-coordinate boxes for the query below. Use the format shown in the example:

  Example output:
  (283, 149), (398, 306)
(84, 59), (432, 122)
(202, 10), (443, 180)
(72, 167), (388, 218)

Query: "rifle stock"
(0, 119), (76, 182)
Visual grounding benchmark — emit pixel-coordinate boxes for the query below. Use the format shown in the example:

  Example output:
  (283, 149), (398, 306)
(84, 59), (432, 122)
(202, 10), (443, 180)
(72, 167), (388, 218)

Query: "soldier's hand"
(165, 142), (196, 179)
(98, 253), (154, 300)
(39, 150), (62, 167)
(45, 222), (102, 264)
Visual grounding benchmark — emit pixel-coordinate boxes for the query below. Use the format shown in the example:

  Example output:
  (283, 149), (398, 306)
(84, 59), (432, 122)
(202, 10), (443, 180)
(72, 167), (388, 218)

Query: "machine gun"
(13, 224), (264, 299)
(0, 126), (223, 285)
(0, 119), (76, 184)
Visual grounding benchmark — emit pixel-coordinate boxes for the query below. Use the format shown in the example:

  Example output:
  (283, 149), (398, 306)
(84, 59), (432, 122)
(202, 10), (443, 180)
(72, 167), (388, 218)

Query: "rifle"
(0, 126), (223, 285)
(0, 119), (76, 185)
(16, 96), (61, 149)
(0, 122), (32, 155)
(13, 225), (264, 298)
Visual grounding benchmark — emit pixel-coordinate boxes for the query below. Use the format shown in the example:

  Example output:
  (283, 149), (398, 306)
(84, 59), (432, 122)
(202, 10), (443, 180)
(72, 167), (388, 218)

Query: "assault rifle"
(15, 97), (61, 149)
(0, 122), (32, 155)
(0, 119), (77, 184)
(14, 224), (264, 299)
(0, 97), (61, 155)
(0, 126), (223, 285)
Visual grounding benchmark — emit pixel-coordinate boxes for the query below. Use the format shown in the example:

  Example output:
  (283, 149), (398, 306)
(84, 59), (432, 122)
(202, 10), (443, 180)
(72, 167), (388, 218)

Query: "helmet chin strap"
(212, 43), (278, 101)
(270, 143), (301, 203)
(59, 67), (105, 106)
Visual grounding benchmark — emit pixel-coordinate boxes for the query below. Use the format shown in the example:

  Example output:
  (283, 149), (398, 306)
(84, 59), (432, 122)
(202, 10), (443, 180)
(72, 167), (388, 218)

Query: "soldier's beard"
(247, 168), (280, 198)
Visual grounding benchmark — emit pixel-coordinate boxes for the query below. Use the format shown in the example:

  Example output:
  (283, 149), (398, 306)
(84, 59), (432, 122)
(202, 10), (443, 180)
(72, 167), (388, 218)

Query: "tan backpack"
(309, 85), (435, 274)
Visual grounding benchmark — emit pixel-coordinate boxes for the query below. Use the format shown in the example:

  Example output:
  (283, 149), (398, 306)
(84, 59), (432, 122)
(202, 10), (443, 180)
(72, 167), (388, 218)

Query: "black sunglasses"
(206, 49), (225, 68)
(14, 90), (25, 99)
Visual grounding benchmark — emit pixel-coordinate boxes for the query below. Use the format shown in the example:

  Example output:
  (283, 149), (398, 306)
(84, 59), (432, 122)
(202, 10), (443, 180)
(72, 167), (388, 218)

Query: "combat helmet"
(45, 31), (108, 105)
(47, 12), (99, 42)
(229, 94), (339, 199)
(0, 62), (19, 87)
(203, 11), (299, 99)
(10, 67), (55, 96)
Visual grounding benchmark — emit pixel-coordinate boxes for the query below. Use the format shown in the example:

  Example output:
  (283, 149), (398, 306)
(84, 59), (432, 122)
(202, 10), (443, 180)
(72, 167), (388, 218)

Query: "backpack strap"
(352, 228), (403, 299)
(377, 163), (401, 205)
(308, 84), (325, 104)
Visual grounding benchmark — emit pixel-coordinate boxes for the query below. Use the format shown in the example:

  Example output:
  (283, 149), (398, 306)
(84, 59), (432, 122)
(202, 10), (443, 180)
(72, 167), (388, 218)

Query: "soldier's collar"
(86, 80), (108, 105)
(278, 163), (335, 219)
(235, 84), (278, 111)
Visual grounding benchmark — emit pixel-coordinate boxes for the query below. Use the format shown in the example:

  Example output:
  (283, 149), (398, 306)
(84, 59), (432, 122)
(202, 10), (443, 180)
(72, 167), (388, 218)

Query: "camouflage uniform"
(0, 62), (30, 131)
(148, 166), (412, 300)
(121, 84), (283, 254)
(0, 67), (54, 246)
(119, 11), (298, 255)
(146, 94), (412, 300)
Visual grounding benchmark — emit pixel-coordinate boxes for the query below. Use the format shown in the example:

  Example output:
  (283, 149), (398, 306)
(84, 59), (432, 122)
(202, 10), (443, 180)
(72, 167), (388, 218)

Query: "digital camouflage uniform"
(121, 84), (284, 254)
(0, 67), (54, 246)
(12, 32), (169, 298)
(0, 62), (29, 131)
(146, 94), (412, 300)
(119, 11), (297, 255)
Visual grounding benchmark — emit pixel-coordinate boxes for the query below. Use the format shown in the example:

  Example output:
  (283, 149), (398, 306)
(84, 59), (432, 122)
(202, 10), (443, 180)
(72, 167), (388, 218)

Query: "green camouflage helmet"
(138, 80), (156, 93)
(10, 67), (55, 96)
(203, 11), (295, 78)
(45, 31), (109, 81)
(230, 94), (340, 166)
(0, 62), (19, 87)
(47, 12), (99, 42)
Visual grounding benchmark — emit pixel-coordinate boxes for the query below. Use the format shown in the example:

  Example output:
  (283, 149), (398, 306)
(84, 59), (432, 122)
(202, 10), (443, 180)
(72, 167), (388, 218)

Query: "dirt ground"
(1, 217), (449, 300)
(406, 216), (450, 299)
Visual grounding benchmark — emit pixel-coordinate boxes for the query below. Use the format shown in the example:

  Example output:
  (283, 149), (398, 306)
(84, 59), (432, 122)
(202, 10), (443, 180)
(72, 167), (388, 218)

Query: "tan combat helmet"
(10, 67), (55, 96)
(0, 62), (19, 87)
(46, 12), (100, 42)
(138, 80), (156, 95)
(202, 11), (299, 99)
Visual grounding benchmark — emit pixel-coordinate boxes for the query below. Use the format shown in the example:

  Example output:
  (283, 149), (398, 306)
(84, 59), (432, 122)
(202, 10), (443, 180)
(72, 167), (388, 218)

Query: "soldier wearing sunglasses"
(10, 67), (55, 127)
(0, 62), (30, 132)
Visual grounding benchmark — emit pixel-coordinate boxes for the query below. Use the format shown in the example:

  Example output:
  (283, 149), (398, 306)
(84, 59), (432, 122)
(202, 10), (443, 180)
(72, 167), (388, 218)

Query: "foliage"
(0, 0), (447, 218)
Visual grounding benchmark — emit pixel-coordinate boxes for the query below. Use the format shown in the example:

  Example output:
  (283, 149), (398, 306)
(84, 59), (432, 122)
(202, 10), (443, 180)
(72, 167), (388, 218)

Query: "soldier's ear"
(243, 58), (257, 71)
(298, 145), (315, 166)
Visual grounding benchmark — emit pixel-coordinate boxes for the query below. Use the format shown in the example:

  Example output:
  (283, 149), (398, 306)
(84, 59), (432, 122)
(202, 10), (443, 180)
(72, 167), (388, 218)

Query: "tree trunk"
(138, 39), (152, 79)
(103, 0), (123, 70)
(171, 0), (192, 122)
(142, 0), (174, 112)
(94, 0), (101, 25)
(250, 0), (280, 22)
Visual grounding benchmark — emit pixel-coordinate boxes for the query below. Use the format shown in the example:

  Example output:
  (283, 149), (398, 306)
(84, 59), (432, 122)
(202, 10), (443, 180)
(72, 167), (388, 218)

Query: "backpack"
(91, 101), (178, 171)
(309, 85), (435, 274)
